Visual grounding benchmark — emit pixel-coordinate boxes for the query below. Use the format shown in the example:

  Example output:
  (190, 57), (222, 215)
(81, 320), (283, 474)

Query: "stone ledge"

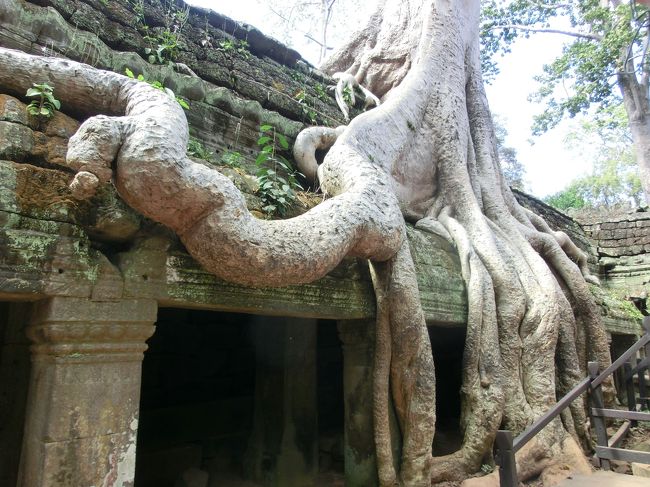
(0, 207), (469, 326)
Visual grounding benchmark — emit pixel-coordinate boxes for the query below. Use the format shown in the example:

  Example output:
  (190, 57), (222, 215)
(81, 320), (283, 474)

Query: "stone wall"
(576, 208), (650, 315)
(513, 189), (597, 262)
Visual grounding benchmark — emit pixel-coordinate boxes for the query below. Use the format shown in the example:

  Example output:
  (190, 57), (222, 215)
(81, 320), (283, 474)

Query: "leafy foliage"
(125, 68), (189, 110)
(255, 125), (303, 216)
(545, 106), (643, 210)
(25, 83), (61, 119)
(186, 137), (213, 161)
(294, 89), (319, 124)
(145, 29), (182, 65)
(220, 151), (243, 168)
(314, 82), (329, 102)
(342, 84), (353, 106)
(545, 183), (589, 211)
(130, 0), (189, 65)
(481, 0), (646, 134)
(218, 38), (251, 59)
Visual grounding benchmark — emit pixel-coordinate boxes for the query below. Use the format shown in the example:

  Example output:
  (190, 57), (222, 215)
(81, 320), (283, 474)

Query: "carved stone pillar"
(337, 319), (379, 487)
(17, 297), (157, 487)
(245, 317), (318, 487)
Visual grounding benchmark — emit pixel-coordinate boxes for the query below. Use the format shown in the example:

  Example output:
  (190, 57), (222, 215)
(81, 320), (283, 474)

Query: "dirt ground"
(520, 420), (650, 487)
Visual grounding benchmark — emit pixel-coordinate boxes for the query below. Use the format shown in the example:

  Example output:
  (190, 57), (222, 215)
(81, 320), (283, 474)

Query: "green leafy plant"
(218, 38), (250, 59)
(220, 151), (242, 168)
(290, 71), (305, 83)
(145, 32), (179, 65)
(125, 68), (189, 110)
(186, 137), (213, 161)
(294, 89), (318, 124)
(342, 85), (354, 106)
(255, 125), (303, 216)
(141, 2), (188, 65)
(25, 83), (61, 119)
(130, 0), (146, 26)
(314, 83), (329, 102)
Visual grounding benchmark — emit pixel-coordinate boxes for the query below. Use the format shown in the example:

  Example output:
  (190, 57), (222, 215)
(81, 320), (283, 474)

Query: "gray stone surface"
(578, 208), (649, 319)
(556, 471), (650, 486)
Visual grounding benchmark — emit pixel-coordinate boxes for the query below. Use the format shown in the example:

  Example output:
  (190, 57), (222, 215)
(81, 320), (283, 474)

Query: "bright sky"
(187, 0), (594, 198)
(483, 36), (593, 198)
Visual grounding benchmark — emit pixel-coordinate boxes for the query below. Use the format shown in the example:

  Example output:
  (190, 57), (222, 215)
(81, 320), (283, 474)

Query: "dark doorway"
(429, 326), (466, 456)
(135, 309), (257, 487)
(610, 332), (640, 405)
(135, 309), (343, 487)
(0, 302), (32, 487)
(316, 320), (344, 481)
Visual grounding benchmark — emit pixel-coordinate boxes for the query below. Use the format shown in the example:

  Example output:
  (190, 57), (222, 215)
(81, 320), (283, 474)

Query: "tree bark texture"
(0, 0), (613, 485)
(618, 70), (650, 204)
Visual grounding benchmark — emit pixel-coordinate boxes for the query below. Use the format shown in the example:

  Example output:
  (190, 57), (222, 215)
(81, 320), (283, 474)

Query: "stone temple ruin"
(0, 1), (647, 486)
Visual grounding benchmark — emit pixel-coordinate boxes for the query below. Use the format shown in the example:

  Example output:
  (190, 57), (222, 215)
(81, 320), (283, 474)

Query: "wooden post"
(624, 361), (638, 426)
(637, 358), (649, 410)
(589, 361), (610, 470)
(496, 430), (517, 487)
(639, 316), (650, 409)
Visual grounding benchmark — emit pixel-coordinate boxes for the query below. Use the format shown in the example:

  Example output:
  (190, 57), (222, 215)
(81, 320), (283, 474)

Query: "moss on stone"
(14, 164), (82, 217)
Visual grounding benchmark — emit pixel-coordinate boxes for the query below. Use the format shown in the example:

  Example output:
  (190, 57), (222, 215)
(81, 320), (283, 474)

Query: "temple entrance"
(429, 326), (466, 456)
(135, 308), (343, 487)
(0, 302), (31, 487)
(316, 320), (345, 483)
(611, 332), (641, 405)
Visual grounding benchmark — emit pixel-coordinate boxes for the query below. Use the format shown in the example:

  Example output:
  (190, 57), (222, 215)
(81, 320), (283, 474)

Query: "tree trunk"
(0, 0), (613, 484)
(618, 71), (650, 204)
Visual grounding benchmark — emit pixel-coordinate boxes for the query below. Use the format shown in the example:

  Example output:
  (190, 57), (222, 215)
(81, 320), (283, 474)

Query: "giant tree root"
(0, 0), (613, 483)
(0, 46), (435, 483)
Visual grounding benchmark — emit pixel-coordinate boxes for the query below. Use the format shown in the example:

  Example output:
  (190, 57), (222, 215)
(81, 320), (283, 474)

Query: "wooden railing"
(495, 315), (650, 487)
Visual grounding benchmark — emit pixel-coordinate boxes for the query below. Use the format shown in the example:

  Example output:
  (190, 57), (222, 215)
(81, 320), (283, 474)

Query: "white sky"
(187, 0), (594, 198)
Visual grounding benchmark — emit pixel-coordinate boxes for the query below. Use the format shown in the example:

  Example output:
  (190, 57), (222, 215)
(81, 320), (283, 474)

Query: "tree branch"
(491, 24), (602, 41)
(304, 32), (333, 49)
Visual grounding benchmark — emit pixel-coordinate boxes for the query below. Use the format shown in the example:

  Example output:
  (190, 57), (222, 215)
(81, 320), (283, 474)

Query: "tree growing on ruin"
(0, 0), (612, 485)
